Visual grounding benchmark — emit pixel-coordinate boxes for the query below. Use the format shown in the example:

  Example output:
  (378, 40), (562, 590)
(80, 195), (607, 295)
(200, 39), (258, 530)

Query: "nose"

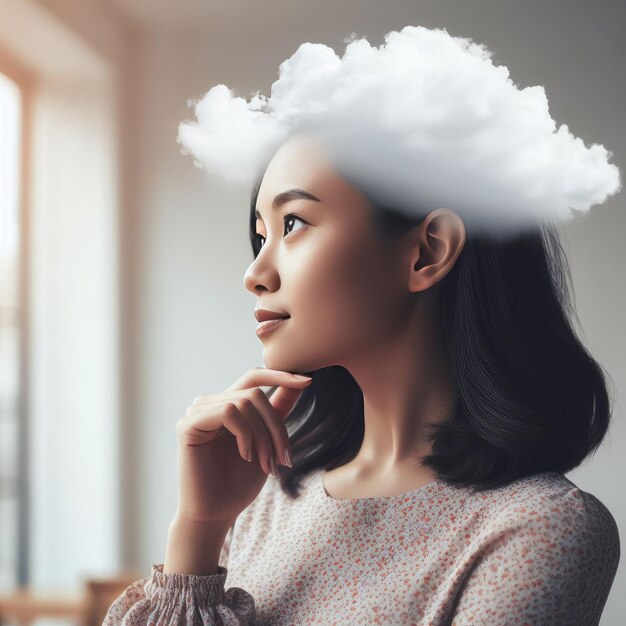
(244, 253), (279, 295)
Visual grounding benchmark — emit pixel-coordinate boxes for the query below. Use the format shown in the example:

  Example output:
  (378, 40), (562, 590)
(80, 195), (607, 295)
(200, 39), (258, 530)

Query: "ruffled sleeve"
(103, 526), (257, 625)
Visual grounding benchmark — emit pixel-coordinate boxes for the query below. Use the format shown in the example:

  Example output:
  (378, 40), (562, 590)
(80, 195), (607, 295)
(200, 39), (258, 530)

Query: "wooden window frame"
(0, 44), (34, 588)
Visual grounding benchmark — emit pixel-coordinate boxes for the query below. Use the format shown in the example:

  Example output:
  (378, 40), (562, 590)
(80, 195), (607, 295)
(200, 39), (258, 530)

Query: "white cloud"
(177, 25), (622, 237)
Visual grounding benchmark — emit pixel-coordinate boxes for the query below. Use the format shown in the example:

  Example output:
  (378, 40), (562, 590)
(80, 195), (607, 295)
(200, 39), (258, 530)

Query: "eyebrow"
(255, 188), (321, 220)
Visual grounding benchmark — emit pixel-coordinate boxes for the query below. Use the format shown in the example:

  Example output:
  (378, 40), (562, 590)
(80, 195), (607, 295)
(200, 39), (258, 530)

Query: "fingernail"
(283, 447), (293, 468)
(293, 374), (312, 380)
(270, 456), (279, 478)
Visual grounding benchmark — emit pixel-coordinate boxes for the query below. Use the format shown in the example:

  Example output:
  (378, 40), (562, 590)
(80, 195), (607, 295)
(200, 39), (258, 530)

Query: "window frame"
(0, 47), (34, 588)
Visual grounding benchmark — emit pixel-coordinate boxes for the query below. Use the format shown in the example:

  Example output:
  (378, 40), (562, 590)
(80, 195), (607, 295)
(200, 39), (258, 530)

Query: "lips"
(256, 316), (290, 337)
(254, 309), (291, 322)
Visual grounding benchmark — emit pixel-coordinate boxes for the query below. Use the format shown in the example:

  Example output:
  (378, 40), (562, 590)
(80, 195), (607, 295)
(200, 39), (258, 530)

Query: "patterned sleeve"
(102, 525), (257, 625)
(450, 490), (621, 625)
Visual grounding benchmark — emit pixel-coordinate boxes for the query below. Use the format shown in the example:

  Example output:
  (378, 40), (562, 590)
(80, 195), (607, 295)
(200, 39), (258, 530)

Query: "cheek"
(262, 238), (399, 373)
(296, 236), (392, 343)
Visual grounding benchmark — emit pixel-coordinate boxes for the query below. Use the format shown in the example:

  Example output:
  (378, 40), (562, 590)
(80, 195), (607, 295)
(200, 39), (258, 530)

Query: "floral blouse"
(104, 469), (620, 625)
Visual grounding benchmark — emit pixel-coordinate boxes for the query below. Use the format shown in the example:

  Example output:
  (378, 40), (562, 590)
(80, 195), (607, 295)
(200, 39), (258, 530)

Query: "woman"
(104, 131), (620, 626)
(105, 26), (621, 626)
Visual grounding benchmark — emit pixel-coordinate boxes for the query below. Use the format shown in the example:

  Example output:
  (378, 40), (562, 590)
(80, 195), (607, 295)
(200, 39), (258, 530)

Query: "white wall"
(29, 76), (120, 589)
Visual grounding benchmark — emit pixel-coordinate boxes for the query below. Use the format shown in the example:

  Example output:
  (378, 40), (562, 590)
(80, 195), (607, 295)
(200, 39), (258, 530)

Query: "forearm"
(164, 516), (232, 575)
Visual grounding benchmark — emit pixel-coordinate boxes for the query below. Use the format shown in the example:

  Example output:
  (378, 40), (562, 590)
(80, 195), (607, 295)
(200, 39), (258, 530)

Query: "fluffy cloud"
(178, 25), (621, 237)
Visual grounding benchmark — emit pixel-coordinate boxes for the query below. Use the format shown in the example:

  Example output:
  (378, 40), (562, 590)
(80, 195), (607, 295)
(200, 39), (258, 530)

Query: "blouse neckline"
(317, 469), (444, 503)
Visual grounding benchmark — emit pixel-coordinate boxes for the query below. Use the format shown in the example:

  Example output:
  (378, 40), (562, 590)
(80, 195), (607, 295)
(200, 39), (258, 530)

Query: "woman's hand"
(174, 367), (312, 525)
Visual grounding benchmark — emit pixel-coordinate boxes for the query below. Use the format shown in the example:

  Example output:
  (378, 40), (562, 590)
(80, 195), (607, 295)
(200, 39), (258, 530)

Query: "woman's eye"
(284, 214), (306, 236)
(256, 214), (307, 248)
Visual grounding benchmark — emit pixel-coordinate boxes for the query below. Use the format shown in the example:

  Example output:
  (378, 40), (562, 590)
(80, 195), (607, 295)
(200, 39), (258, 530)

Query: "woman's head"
(244, 133), (615, 498)
(244, 132), (466, 377)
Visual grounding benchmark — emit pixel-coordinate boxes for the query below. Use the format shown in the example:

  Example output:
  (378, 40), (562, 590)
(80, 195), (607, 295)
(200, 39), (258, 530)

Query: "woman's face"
(244, 134), (412, 374)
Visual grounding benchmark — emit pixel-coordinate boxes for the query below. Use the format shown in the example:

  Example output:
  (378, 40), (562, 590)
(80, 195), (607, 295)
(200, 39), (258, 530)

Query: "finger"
(227, 367), (313, 393)
(247, 387), (294, 468)
(185, 404), (205, 417)
(191, 394), (213, 405)
(234, 396), (275, 475)
(185, 394), (219, 416)
(184, 402), (253, 462)
(220, 406), (255, 462)
(218, 384), (307, 423)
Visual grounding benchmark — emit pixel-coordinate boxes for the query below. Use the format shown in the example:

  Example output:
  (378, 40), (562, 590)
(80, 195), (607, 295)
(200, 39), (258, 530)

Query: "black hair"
(248, 163), (616, 499)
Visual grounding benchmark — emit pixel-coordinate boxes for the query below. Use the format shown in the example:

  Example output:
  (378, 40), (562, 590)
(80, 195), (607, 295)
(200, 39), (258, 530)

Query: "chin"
(262, 349), (301, 373)
(262, 346), (331, 378)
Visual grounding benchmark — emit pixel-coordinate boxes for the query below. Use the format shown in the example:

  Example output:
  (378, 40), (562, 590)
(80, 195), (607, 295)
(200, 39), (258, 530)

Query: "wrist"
(164, 516), (233, 575)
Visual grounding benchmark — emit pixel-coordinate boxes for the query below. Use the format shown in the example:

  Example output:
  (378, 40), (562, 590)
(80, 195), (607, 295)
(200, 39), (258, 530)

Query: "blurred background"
(0, 0), (624, 624)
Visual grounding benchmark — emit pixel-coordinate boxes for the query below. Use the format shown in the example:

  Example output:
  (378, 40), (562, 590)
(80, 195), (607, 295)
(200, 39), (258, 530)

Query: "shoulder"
(451, 473), (621, 623)
(469, 472), (620, 570)
(487, 472), (618, 529)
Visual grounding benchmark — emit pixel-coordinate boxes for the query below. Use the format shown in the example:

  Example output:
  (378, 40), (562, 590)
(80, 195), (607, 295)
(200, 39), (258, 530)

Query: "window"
(0, 70), (23, 589)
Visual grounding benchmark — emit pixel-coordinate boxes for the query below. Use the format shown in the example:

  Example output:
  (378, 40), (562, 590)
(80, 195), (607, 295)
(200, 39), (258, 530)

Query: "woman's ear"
(408, 208), (466, 293)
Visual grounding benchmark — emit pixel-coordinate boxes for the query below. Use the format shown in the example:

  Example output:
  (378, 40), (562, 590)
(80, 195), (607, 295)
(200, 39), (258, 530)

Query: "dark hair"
(248, 165), (616, 499)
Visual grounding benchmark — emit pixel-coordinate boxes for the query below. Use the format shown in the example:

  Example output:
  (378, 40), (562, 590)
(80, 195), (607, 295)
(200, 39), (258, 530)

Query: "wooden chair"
(82, 572), (145, 626)
(0, 570), (143, 626)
